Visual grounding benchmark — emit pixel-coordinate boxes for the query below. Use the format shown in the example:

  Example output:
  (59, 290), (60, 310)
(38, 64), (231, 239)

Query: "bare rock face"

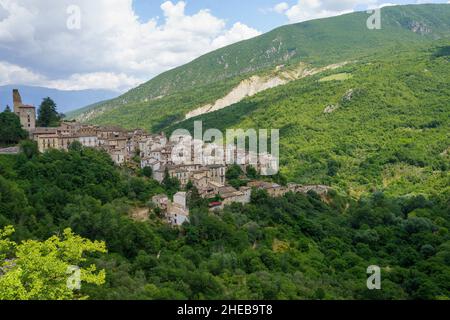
(342, 89), (355, 102)
(409, 21), (432, 35)
(185, 61), (350, 120)
(324, 104), (339, 114)
(324, 88), (357, 114)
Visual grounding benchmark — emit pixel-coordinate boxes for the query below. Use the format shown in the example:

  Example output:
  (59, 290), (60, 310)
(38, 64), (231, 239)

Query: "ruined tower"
(12, 89), (36, 131)
(13, 89), (23, 112)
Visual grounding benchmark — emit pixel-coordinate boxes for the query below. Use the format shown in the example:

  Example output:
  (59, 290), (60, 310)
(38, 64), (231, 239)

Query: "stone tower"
(13, 89), (23, 112)
(12, 89), (36, 131)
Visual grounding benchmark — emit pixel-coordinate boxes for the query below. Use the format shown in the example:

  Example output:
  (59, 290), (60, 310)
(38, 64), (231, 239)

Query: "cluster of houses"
(10, 89), (137, 165)
(151, 181), (331, 226)
(10, 88), (331, 227)
(152, 192), (190, 226)
(141, 134), (330, 226)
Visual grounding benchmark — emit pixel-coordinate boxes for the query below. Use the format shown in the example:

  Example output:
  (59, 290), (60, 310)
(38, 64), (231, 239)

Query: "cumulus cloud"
(280, 0), (375, 23)
(0, 0), (261, 92)
(0, 61), (141, 92)
(212, 22), (261, 49)
(0, 61), (45, 86)
(273, 2), (290, 14)
(274, 0), (410, 23)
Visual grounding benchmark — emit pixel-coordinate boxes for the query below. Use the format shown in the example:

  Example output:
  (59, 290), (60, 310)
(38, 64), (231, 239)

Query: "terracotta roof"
(209, 202), (222, 208)
(33, 127), (58, 134)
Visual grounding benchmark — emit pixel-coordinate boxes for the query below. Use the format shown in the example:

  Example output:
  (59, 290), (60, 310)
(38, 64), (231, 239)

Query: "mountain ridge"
(167, 44), (450, 197)
(68, 4), (450, 128)
(0, 85), (118, 114)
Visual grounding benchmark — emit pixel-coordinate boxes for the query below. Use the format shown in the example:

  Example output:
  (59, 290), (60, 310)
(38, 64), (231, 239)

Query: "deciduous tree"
(0, 226), (106, 300)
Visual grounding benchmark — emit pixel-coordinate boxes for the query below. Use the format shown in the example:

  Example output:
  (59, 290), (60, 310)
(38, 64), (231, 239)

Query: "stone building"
(218, 186), (252, 206)
(33, 128), (60, 152)
(247, 181), (286, 197)
(152, 194), (169, 211)
(166, 192), (189, 226)
(12, 89), (36, 132)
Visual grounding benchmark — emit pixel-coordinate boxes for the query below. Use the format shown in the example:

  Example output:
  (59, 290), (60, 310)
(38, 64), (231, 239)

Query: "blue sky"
(132, 0), (450, 32)
(132, 0), (288, 32)
(0, 0), (448, 92)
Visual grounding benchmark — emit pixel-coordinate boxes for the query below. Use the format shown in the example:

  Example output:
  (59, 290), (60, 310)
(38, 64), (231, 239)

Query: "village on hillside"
(4, 89), (331, 226)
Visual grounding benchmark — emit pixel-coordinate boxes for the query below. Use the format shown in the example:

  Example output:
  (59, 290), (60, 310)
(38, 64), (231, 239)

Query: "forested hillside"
(0, 147), (449, 299)
(68, 4), (450, 128)
(66, 5), (450, 199)
(168, 45), (450, 198)
(2, 3), (449, 301)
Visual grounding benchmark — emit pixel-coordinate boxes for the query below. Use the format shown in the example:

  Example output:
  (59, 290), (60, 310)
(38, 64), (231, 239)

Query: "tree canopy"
(37, 97), (61, 127)
(0, 110), (28, 146)
(0, 226), (106, 300)
(0, 147), (448, 300)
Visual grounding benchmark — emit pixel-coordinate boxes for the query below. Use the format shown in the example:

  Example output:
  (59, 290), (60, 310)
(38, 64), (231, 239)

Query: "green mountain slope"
(169, 44), (450, 198)
(69, 4), (450, 130)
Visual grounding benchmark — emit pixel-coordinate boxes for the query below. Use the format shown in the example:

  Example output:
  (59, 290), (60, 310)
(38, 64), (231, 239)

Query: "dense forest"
(0, 108), (28, 147)
(1, 145), (449, 299)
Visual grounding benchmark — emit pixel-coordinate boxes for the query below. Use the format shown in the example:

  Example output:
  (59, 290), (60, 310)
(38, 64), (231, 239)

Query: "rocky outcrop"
(323, 89), (357, 114)
(186, 61), (350, 120)
(409, 21), (432, 35)
(324, 104), (339, 114)
(342, 89), (355, 102)
(186, 75), (288, 119)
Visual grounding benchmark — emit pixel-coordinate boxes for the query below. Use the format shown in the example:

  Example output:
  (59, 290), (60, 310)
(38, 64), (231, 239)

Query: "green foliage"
(225, 165), (246, 189)
(19, 140), (39, 160)
(187, 186), (208, 210)
(246, 166), (259, 179)
(2, 4), (450, 301)
(226, 165), (244, 181)
(433, 45), (450, 59)
(142, 166), (153, 178)
(171, 46), (450, 198)
(69, 4), (450, 132)
(142, 167), (153, 178)
(0, 110), (28, 146)
(0, 148), (449, 300)
(0, 226), (106, 300)
(37, 97), (61, 127)
(68, 140), (83, 152)
(162, 168), (180, 197)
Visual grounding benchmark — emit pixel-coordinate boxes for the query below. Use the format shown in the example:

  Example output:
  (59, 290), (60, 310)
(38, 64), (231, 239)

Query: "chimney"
(13, 89), (23, 112)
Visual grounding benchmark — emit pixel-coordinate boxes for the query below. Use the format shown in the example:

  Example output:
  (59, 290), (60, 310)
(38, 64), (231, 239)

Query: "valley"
(1, 3), (449, 302)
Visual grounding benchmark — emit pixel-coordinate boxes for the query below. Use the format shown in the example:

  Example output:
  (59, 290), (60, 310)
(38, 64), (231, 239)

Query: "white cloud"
(0, 0), (261, 92)
(47, 73), (142, 92)
(0, 61), (45, 85)
(275, 0), (399, 23)
(211, 22), (261, 49)
(0, 61), (141, 92)
(368, 3), (397, 9)
(274, 2), (290, 14)
(273, 0), (449, 23)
